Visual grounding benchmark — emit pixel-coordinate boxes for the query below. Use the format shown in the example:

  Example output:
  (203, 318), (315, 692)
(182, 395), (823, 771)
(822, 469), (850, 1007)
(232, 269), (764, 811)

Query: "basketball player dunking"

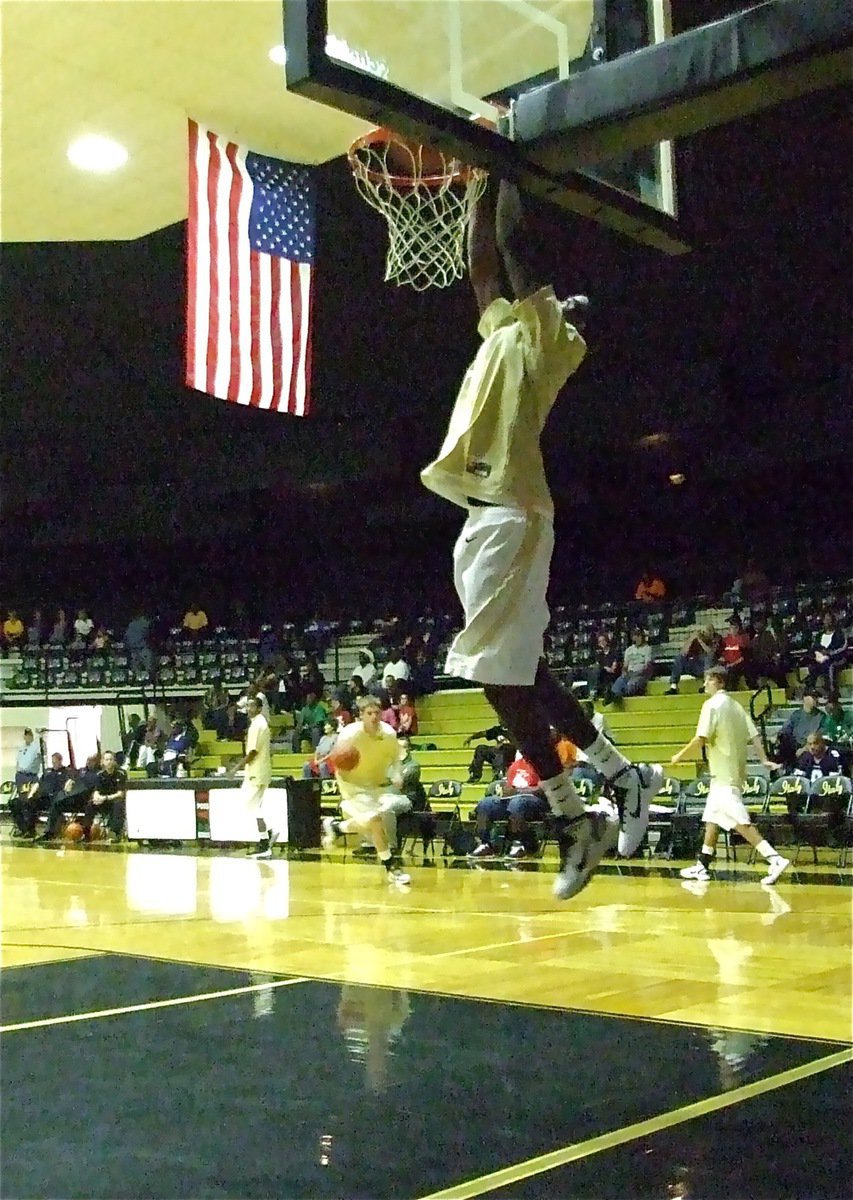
(421, 179), (663, 899)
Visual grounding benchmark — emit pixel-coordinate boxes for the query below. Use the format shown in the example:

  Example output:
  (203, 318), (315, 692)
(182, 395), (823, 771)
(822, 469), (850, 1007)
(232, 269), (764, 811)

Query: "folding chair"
(669, 776), (710, 860)
(425, 780), (465, 856)
(795, 776), (852, 866)
(649, 776), (680, 858)
(749, 775), (809, 863)
(838, 792), (853, 869)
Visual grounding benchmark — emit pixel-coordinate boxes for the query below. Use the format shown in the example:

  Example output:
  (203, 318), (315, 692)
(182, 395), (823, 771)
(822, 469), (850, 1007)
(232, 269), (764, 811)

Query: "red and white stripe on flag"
(185, 119), (314, 415)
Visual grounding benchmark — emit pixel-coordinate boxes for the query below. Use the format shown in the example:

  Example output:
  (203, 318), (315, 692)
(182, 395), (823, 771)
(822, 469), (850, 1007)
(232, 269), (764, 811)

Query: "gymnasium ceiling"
(0, 0), (370, 242)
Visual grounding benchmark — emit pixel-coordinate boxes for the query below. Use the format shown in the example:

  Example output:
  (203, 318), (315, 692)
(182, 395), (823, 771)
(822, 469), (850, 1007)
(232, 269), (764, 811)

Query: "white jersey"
(335, 720), (402, 801)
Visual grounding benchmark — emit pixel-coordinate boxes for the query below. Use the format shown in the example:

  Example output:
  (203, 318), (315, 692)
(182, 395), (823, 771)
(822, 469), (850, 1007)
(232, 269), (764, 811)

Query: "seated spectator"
(666, 625), (722, 695)
(610, 628), (654, 702)
(19, 753), (72, 839)
(745, 612), (788, 689)
(635, 571), (666, 603)
(161, 720), (194, 777)
(795, 732), (842, 780)
(464, 725), (516, 783)
(91, 625), (111, 651)
(775, 689), (829, 771)
(720, 616), (750, 690)
(72, 608), (95, 648)
(49, 608), (69, 645)
(37, 754), (102, 842)
(291, 691), (329, 752)
(732, 559), (771, 607)
(90, 751), (128, 840)
(584, 631), (622, 703)
(395, 692), (418, 737)
(823, 695), (853, 748)
(348, 675), (369, 708)
(258, 624), (279, 666)
(355, 650), (376, 687)
(393, 737), (436, 854)
(124, 610), (153, 676)
(408, 647), (436, 697)
(384, 649), (410, 683)
(379, 699), (399, 731)
(3, 610), (25, 652)
(302, 655), (326, 699)
(801, 611), (849, 696)
(136, 730), (161, 773)
(470, 737), (573, 861)
(26, 609), (44, 647)
(302, 721), (338, 779)
(203, 678), (232, 740)
(182, 603), (209, 639)
(329, 696), (353, 731)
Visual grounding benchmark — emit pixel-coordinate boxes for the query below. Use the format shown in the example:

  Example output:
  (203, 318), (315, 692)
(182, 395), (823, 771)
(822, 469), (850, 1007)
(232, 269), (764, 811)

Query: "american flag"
(185, 120), (315, 415)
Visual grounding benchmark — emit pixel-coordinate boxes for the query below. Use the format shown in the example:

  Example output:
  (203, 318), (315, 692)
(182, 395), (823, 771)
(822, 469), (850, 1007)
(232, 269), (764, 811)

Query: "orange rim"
(347, 126), (479, 190)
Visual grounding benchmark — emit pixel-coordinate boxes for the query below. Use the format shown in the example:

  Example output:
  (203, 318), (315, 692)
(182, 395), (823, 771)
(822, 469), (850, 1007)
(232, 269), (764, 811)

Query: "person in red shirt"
(395, 693), (419, 737)
(721, 616), (751, 689)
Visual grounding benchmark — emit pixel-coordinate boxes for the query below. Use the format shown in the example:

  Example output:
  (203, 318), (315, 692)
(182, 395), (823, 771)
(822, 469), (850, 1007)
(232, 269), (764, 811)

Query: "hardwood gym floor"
(1, 844), (850, 1199)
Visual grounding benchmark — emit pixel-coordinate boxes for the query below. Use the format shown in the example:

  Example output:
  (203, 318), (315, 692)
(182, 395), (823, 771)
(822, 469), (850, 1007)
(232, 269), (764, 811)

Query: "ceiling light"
(269, 44), (287, 66)
(67, 134), (128, 174)
(669, 472), (686, 485)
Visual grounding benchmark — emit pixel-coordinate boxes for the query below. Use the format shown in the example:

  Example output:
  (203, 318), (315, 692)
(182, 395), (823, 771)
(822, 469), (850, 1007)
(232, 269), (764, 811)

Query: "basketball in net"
(348, 128), (488, 291)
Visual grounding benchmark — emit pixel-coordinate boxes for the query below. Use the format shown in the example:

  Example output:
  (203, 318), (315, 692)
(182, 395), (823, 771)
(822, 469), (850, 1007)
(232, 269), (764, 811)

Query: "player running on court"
(322, 695), (411, 886)
(421, 179), (662, 900)
(672, 664), (789, 885)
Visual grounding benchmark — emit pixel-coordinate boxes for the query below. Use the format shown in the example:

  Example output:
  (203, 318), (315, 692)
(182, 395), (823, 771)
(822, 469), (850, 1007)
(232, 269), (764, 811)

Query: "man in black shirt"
(37, 754), (101, 841)
(16, 752), (70, 837)
(463, 725), (516, 782)
(91, 751), (128, 840)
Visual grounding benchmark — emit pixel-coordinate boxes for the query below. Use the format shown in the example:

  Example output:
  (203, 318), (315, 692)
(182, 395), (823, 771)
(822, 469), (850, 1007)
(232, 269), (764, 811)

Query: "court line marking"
(0, 976), (310, 1034)
(417, 1048), (853, 1200)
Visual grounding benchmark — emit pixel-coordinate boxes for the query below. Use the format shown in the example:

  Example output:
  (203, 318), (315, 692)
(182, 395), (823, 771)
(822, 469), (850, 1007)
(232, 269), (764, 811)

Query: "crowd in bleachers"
(4, 576), (852, 855)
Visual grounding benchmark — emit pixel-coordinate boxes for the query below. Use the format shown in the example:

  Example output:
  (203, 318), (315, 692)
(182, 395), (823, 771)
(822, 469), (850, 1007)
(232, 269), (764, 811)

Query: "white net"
(349, 134), (488, 291)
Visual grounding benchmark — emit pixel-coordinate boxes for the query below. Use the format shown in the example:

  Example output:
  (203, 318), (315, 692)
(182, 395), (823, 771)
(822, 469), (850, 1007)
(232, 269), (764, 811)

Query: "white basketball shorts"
(340, 788), (400, 826)
(444, 505), (554, 687)
(240, 778), (269, 818)
(701, 782), (752, 831)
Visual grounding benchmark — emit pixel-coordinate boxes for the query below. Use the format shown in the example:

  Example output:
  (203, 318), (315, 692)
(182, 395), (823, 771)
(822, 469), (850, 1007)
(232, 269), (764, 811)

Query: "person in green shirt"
(291, 692), (329, 752)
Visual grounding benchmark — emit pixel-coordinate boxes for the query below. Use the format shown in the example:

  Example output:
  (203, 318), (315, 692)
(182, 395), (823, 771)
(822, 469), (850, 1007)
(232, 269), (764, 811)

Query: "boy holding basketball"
(322, 695), (411, 886)
(421, 180), (662, 900)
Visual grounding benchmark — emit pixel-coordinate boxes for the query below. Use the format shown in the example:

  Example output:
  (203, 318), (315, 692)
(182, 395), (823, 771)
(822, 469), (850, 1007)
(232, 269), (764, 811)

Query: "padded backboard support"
(513, 0), (852, 171)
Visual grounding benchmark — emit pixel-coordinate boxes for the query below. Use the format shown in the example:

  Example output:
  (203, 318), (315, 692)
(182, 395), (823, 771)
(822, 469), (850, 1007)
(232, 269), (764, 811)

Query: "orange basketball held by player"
(327, 742), (360, 773)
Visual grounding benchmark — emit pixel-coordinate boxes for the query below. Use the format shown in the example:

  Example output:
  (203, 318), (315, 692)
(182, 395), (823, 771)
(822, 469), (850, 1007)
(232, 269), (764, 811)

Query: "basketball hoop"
(348, 127), (488, 291)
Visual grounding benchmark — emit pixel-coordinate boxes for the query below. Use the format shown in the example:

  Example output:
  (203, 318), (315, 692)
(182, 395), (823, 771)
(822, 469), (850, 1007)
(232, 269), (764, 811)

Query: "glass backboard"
(284, 0), (682, 250)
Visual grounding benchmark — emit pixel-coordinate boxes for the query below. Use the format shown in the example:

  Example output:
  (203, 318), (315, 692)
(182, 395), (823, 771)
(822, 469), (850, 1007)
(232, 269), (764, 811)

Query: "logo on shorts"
(466, 459), (491, 478)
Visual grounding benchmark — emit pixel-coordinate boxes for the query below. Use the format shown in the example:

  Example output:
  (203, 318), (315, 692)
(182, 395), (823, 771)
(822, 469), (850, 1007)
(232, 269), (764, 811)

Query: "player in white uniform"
(237, 695), (277, 859)
(322, 696), (411, 886)
(420, 179), (662, 900)
(671, 665), (789, 884)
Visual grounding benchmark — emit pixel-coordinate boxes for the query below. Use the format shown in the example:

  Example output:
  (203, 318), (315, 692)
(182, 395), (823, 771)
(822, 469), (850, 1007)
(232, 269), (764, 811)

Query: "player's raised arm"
(467, 183), (502, 316)
(495, 179), (543, 302)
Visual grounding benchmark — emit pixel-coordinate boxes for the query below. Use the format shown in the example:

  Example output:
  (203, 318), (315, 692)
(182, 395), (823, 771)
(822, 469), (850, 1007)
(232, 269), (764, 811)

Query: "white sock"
(540, 771), (584, 819)
(755, 839), (778, 860)
(338, 818), (357, 834)
(701, 844), (715, 858)
(378, 849), (392, 863)
(581, 732), (631, 779)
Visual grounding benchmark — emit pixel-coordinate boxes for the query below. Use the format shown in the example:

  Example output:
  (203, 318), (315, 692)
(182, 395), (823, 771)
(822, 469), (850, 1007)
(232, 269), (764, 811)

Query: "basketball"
(328, 743), (360, 772)
(384, 134), (452, 180)
(63, 820), (85, 842)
